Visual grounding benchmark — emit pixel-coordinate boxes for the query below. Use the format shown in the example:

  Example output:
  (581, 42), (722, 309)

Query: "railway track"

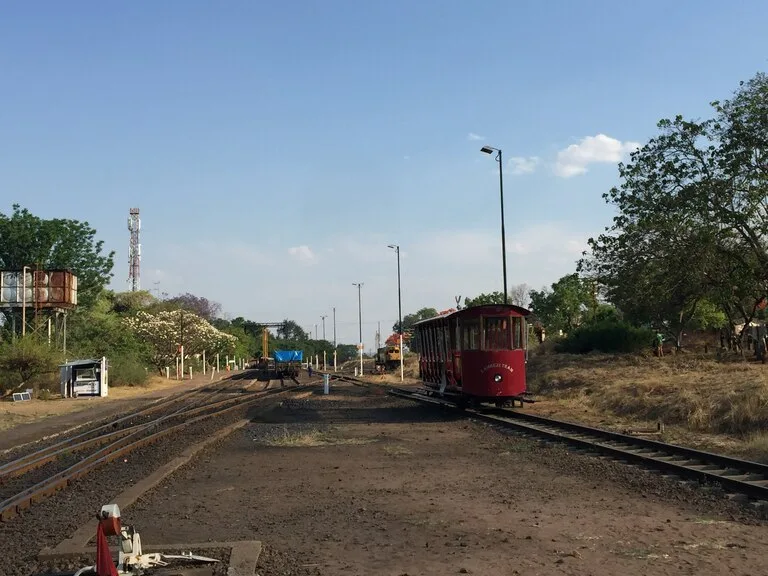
(0, 372), (257, 478)
(380, 384), (768, 506)
(0, 377), (307, 521)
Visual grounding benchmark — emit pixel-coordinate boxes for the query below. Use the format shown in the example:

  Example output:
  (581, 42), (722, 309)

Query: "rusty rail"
(0, 375), (250, 481)
(0, 381), (306, 521)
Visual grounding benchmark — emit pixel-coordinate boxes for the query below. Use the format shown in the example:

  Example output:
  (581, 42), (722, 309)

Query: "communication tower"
(127, 208), (141, 292)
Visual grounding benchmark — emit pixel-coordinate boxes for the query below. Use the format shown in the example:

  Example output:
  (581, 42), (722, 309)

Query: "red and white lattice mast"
(127, 208), (141, 292)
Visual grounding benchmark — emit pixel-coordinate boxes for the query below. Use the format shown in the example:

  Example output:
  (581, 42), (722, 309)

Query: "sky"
(2, 1), (767, 349)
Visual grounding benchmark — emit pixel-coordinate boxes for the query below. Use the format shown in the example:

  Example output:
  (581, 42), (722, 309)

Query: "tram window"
(512, 317), (523, 349)
(462, 321), (480, 350)
(484, 317), (511, 350)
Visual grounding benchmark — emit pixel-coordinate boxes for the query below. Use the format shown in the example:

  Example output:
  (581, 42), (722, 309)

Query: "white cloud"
(288, 245), (315, 262)
(467, 132), (485, 141)
(554, 134), (640, 178)
(508, 156), (540, 175)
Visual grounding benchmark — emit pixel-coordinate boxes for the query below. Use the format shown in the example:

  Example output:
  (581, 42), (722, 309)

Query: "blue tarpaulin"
(273, 350), (303, 362)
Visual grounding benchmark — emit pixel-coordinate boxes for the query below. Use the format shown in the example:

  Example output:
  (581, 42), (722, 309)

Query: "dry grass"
(527, 351), (768, 460)
(382, 444), (413, 456)
(261, 427), (374, 448)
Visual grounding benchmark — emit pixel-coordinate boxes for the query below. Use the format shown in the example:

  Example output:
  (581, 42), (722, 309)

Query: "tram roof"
(412, 303), (531, 328)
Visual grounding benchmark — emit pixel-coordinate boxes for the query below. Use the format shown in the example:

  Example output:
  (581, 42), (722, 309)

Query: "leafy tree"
(123, 309), (237, 372)
(0, 204), (115, 308)
(393, 308), (438, 333)
(276, 319), (308, 341)
(164, 292), (222, 321)
(581, 71), (768, 345)
(112, 290), (157, 314)
(0, 337), (63, 392)
(528, 274), (593, 334)
(335, 343), (358, 363)
(464, 284), (531, 308)
(464, 292), (505, 307)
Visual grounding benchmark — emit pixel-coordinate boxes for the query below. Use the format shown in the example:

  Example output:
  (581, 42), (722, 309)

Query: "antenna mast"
(128, 208), (141, 291)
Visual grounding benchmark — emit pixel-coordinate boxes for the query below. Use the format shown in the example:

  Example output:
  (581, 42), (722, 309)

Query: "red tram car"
(412, 304), (532, 407)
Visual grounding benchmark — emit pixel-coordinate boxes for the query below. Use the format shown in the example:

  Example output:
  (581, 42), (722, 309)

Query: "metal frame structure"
(127, 208), (141, 292)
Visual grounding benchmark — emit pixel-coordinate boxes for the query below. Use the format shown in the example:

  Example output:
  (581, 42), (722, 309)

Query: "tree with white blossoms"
(123, 309), (237, 372)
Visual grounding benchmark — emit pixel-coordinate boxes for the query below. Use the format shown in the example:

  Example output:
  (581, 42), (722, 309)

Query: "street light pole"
(321, 315), (327, 340)
(333, 307), (336, 348)
(353, 282), (363, 375)
(480, 145), (508, 304)
(388, 244), (404, 382)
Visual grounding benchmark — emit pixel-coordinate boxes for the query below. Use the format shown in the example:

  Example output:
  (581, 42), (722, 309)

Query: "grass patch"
(261, 427), (374, 447)
(383, 444), (413, 456)
(744, 432), (768, 463)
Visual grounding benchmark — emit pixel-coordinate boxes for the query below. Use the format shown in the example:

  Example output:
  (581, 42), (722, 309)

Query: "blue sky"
(2, 1), (767, 348)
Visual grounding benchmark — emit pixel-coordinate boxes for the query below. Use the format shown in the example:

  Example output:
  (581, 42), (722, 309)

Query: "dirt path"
(124, 383), (768, 575)
(0, 370), (242, 452)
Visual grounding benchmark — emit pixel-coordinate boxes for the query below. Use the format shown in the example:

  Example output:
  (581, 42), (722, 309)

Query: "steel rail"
(0, 381), (307, 521)
(0, 375), (251, 481)
(387, 387), (768, 503)
(0, 381), (265, 481)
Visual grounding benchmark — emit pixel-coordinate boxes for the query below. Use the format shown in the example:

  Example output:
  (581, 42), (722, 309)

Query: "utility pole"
(321, 315), (327, 340)
(388, 244), (404, 382)
(333, 307), (336, 348)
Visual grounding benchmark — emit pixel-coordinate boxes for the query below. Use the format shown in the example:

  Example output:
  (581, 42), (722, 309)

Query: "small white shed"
(59, 357), (109, 398)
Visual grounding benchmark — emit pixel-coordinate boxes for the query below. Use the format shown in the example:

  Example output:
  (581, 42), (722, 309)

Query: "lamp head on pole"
(480, 145), (502, 162)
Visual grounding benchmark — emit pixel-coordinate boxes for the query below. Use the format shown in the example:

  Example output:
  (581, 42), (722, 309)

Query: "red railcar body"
(413, 304), (531, 405)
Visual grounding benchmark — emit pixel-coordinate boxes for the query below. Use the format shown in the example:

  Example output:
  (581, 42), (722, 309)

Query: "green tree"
(0, 204), (115, 308)
(393, 308), (438, 333)
(464, 284), (530, 308)
(112, 290), (157, 314)
(276, 319), (308, 341)
(0, 337), (63, 392)
(464, 291), (506, 307)
(164, 292), (222, 321)
(528, 274), (592, 334)
(581, 71), (768, 345)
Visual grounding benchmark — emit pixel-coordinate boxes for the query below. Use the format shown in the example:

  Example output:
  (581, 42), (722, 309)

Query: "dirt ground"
(0, 370), (237, 451)
(124, 383), (768, 576)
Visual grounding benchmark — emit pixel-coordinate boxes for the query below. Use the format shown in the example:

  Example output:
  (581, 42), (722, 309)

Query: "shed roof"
(59, 359), (101, 368)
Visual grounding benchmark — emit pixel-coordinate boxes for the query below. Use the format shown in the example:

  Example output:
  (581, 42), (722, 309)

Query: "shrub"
(0, 337), (63, 394)
(109, 354), (149, 387)
(555, 320), (654, 354)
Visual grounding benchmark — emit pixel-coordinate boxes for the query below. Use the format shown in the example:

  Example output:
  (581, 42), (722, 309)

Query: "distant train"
(273, 350), (303, 378)
(375, 345), (401, 370)
(413, 304), (532, 407)
(252, 350), (303, 380)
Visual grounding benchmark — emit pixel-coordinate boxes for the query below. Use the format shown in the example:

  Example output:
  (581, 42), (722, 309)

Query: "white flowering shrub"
(123, 309), (238, 371)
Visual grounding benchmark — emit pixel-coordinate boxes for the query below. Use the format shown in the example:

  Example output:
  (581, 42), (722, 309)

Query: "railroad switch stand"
(87, 503), (219, 575)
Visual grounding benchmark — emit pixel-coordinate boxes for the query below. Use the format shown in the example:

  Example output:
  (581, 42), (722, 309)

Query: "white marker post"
(323, 373), (330, 395)
(203, 350), (206, 375)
